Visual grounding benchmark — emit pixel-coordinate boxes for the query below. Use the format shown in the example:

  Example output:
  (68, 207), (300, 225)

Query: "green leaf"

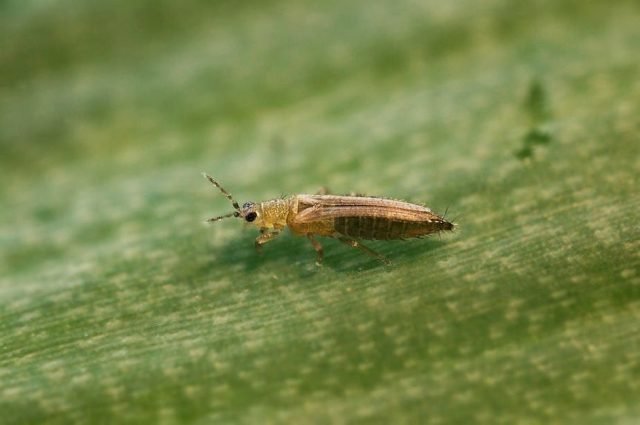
(1, 0), (639, 423)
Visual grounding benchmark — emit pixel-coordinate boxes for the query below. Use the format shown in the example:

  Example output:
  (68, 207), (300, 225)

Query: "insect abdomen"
(334, 216), (452, 240)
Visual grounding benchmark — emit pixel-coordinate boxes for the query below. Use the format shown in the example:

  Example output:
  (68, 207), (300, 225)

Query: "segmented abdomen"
(334, 216), (452, 240)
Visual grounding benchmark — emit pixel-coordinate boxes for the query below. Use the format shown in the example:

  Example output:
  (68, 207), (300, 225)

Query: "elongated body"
(203, 173), (454, 264)
(287, 195), (452, 239)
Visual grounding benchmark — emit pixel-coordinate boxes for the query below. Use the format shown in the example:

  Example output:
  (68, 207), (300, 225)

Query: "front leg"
(254, 228), (281, 254)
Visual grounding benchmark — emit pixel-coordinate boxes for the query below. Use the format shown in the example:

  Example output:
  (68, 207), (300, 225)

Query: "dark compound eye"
(245, 212), (257, 222)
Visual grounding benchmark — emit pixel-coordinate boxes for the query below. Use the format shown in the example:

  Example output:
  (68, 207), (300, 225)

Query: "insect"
(203, 173), (454, 264)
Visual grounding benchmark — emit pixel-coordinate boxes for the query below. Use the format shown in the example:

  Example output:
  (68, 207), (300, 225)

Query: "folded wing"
(292, 195), (452, 240)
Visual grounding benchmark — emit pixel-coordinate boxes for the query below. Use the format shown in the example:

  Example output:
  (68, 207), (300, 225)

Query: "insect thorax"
(259, 197), (294, 228)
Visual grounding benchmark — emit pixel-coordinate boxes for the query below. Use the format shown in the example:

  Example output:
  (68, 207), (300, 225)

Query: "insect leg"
(255, 229), (281, 254)
(306, 234), (324, 265)
(337, 236), (390, 265)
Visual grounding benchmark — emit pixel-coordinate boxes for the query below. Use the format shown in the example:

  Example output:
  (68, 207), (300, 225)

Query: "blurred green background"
(1, 0), (639, 423)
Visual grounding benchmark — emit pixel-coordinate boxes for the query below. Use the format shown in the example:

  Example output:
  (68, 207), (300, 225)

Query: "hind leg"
(337, 236), (390, 265)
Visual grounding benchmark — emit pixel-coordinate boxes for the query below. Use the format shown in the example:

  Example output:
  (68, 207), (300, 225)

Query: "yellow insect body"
(203, 173), (454, 264)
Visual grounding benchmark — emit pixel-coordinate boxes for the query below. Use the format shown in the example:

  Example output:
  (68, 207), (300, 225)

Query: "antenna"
(202, 173), (240, 211)
(203, 173), (242, 222)
(206, 211), (240, 222)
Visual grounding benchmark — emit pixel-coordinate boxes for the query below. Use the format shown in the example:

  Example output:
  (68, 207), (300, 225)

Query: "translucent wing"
(292, 195), (440, 224)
